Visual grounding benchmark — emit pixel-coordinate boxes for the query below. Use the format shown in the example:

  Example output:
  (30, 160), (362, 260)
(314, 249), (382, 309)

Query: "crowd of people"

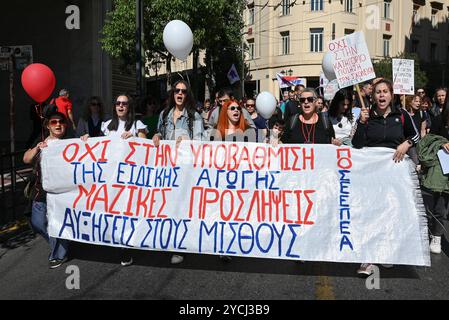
(24, 77), (449, 276)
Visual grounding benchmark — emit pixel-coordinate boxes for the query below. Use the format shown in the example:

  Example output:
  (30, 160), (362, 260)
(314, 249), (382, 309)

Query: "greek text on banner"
(41, 137), (430, 266)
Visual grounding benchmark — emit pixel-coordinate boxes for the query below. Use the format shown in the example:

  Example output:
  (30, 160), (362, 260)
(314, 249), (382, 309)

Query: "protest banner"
(42, 137), (430, 266)
(328, 32), (376, 89)
(392, 59), (415, 95)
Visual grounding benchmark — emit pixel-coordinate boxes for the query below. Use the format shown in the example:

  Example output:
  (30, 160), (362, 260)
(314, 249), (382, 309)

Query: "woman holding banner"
(352, 79), (420, 275)
(152, 80), (204, 265)
(82, 94), (148, 266)
(283, 88), (337, 145)
(328, 90), (356, 146)
(23, 112), (70, 269)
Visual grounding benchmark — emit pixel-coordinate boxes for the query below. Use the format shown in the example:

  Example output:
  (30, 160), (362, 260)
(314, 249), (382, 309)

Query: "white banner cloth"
(42, 137), (430, 266)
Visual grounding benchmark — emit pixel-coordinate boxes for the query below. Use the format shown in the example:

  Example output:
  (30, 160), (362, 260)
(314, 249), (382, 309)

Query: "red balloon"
(21, 63), (56, 103)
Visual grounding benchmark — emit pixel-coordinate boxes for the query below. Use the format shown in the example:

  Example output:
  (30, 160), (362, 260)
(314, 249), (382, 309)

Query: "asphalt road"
(1, 228), (449, 300)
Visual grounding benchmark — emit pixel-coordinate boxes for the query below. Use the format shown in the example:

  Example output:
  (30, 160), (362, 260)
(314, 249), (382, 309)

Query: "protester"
(152, 80), (204, 265)
(55, 89), (77, 132)
(279, 90), (290, 116)
(404, 95), (425, 130)
(417, 88), (427, 100)
(76, 96), (105, 138)
(142, 97), (160, 139)
(352, 79), (420, 275)
(201, 98), (212, 127)
(209, 99), (256, 143)
(245, 98), (268, 139)
(268, 118), (286, 146)
(430, 88), (447, 117)
(315, 96), (326, 113)
(354, 81), (373, 110)
(328, 90), (355, 146)
(284, 88), (337, 144)
(23, 112), (70, 269)
(207, 88), (255, 130)
(283, 85), (304, 122)
(82, 94), (147, 266)
(419, 95), (449, 254)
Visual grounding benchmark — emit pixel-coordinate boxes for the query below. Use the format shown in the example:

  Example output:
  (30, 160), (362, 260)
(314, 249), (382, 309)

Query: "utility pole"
(241, 38), (245, 98)
(9, 54), (16, 191)
(136, 0), (145, 98)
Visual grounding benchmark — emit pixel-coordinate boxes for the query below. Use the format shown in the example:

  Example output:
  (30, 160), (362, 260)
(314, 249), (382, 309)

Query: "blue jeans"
(31, 201), (69, 261)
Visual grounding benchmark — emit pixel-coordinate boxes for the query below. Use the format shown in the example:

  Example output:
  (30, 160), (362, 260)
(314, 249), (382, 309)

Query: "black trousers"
(421, 187), (449, 237)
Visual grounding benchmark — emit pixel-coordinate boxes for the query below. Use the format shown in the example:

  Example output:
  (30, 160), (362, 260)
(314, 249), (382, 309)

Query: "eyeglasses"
(175, 88), (188, 94)
(115, 101), (129, 107)
(91, 102), (100, 106)
(417, 91), (425, 94)
(246, 104), (255, 107)
(299, 97), (315, 104)
(49, 119), (66, 126)
(219, 99), (230, 104)
(229, 106), (242, 112)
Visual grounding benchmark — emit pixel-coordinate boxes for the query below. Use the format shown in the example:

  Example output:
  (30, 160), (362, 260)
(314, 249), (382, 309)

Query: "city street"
(1, 228), (448, 300)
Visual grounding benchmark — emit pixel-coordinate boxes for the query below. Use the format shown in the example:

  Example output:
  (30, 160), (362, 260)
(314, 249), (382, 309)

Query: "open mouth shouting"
(228, 105), (242, 123)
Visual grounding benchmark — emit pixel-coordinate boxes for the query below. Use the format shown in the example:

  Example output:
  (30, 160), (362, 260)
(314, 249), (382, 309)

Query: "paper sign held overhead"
(328, 32), (376, 89)
(393, 59), (415, 95)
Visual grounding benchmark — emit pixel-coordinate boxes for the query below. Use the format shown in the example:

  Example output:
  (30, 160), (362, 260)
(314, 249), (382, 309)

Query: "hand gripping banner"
(41, 137), (430, 266)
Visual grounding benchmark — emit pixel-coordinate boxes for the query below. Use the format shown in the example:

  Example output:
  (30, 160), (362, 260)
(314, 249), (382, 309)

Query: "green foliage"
(101, 0), (246, 78)
(373, 52), (428, 89)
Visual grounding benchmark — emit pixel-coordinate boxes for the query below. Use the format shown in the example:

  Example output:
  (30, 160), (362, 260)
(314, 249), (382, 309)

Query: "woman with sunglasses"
(83, 94), (147, 266)
(284, 88), (336, 145)
(23, 112), (71, 269)
(152, 80), (204, 265)
(101, 94), (147, 139)
(153, 80), (204, 147)
(210, 99), (256, 143)
(76, 96), (105, 138)
(328, 90), (355, 146)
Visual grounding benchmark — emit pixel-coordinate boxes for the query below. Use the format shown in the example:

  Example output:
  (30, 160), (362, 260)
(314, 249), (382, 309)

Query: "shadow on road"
(68, 242), (423, 280)
(0, 224), (36, 259)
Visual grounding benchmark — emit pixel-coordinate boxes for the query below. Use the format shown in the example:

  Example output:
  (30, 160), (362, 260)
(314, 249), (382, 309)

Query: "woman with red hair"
(210, 99), (257, 142)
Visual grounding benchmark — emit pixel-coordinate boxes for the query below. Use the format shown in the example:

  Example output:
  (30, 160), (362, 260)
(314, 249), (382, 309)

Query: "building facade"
(244, 0), (449, 97)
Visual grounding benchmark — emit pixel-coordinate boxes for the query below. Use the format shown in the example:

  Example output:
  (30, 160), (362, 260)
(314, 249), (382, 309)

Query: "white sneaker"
(430, 236), (442, 254)
(171, 254), (184, 264)
(357, 263), (375, 276)
(120, 257), (133, 267)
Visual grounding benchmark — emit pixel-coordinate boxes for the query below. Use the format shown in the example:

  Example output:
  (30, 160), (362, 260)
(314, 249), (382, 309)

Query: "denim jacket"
(157, 108), (204, 141)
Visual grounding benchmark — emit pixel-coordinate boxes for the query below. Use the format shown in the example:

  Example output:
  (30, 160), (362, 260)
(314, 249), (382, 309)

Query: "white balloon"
(256, 92), (277, 119)
(322, 51), (337, 81)
(163, 20), (193, 61)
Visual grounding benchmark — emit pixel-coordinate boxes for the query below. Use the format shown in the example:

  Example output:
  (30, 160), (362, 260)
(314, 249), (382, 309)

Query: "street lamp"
(151, 54), (163, 102)
(151, 54), (163, 77)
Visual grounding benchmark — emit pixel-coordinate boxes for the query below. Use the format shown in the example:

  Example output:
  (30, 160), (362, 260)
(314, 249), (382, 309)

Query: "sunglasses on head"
(175, 88), (188, 94)
(115, 101), (129, 107)
(49, 119), (66, 126)
(300, 97), (315, 103)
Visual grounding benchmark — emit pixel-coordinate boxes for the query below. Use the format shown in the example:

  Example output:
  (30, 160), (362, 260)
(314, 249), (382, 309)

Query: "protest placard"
(393, 59), (415, 95)
(328, 32), (376, 89)
(42, 137), (430, 266)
